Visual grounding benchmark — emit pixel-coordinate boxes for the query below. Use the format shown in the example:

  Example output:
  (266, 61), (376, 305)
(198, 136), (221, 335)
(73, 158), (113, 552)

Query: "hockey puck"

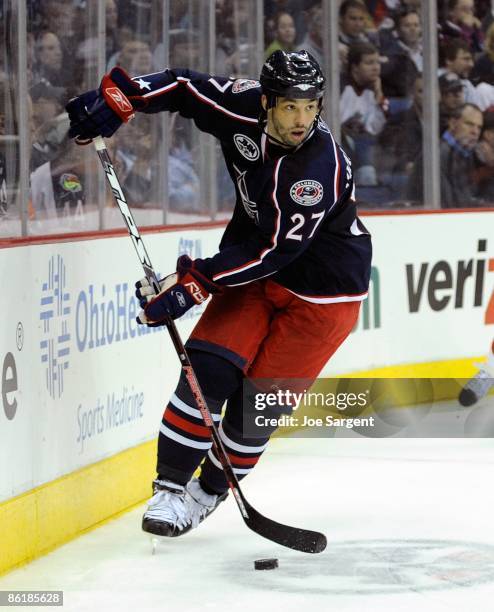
(254, 558), (279, 570)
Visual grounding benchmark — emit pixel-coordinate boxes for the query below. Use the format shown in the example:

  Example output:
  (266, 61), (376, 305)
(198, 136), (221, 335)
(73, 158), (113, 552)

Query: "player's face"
(268, 97), (319, 147)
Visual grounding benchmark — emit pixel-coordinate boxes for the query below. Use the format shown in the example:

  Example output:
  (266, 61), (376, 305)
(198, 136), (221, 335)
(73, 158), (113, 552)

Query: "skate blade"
(150, 536), (160, 555)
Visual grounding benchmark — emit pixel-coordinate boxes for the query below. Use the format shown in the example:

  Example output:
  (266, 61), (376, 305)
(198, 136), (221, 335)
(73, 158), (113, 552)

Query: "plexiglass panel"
(1, 0), (492, 239)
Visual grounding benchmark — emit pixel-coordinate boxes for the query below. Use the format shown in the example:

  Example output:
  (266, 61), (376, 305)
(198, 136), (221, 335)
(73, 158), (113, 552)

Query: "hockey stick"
(93, 135), (327, 554)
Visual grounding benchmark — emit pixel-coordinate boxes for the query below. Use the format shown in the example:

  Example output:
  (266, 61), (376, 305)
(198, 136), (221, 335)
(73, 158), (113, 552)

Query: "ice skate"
(142, 477), (227, 542)
(185, 477), (228, 529)
(459, 367), (494, 407)
(142, 479), (193, 539)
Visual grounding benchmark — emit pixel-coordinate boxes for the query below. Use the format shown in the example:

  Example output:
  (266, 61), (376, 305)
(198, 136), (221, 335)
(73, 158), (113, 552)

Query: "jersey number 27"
(286, 212), (325, 241)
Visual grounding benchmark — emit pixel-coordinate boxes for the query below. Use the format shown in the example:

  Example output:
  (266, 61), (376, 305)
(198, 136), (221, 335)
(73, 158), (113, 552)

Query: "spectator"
(113, 114), (153, 207)
(167, 114), (202, 213)
(226, 0), (255, 77)
(439, 72), (465, 134)
(441, 103), (483, 207)
(473, 109), (494, 200)
(377, 73), (423, 196)
(37, 0), (76, 85)
(76, 0), (132, 77)
(380, 7), (422, 68)
(154, 29), (201, 72)
(363, 0), (401, 28)
(440, 0), (484, 54)
(379, 7), (422, 98)
(105, 0), (122, 59)
(40, 0), (76, 49)
(116, 40), (153, 75)
(339, 1), (374, 50)
(30, 81), (64, 130)
(409, 103), (483, 207)
(442, 39), (481, 106)
(215, 0), (256, 78)
(215, 4), (238, 76)
(30, 137), (87, 222)
(471, 22), (494, 86)
(29, 81), (67, 170)
(300, 1), (323, 67)
(264, 12), (297, 59)
(115, 113), (202, 213)
(264, 0), (305, 44)
(33, 31), (65, 88)
(340, 42), (388, 186)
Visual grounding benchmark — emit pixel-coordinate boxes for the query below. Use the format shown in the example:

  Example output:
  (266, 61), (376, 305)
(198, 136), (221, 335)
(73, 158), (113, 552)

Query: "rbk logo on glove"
(101, 74), (137, 123)
(105, 87), (134, 116)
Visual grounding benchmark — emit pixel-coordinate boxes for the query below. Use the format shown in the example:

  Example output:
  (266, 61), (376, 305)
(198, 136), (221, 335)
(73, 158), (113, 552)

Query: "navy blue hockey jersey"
(133, 69), (372, 303)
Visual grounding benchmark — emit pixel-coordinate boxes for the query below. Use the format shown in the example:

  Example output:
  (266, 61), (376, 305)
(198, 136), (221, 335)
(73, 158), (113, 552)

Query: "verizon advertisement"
(0, 211), (492, 502)
(328, 211), (494, 374)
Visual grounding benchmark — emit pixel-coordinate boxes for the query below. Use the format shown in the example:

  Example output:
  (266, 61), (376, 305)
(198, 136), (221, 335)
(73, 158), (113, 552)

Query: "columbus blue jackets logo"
(290, 180), (324, 206)
(232, 79), (260, 93)
(234, 134), (260, 161)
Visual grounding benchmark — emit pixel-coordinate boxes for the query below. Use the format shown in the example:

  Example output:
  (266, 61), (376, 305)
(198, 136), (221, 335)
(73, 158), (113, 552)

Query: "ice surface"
(1, 400), (494, 612)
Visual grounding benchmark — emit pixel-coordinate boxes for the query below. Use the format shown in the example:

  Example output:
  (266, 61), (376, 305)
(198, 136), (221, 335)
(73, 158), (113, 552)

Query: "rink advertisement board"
(328, 210), (494, 375)
(0, 210), (493, 502)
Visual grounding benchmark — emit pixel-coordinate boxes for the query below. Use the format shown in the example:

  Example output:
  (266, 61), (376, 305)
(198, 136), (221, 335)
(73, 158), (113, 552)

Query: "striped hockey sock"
(157, 376), (223, 485)
(199, 419), (270, 494)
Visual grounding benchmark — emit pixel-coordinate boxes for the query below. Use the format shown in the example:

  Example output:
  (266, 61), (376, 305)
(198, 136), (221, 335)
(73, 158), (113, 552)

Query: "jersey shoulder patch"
(232, 79), (261, 93)
(233, 134), (260, 161)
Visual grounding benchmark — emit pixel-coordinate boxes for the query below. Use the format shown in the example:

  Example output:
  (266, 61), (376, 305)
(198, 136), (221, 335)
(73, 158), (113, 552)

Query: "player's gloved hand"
(135, 255), (220, 325)
(65, 66), (148, 144)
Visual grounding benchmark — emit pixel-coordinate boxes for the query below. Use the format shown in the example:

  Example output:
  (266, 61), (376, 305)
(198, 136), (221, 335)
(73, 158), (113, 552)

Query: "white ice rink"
(2, 399), (494, 612)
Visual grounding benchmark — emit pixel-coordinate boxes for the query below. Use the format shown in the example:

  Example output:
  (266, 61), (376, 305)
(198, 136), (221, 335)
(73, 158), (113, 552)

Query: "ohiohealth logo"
(40, 255), (71, 398)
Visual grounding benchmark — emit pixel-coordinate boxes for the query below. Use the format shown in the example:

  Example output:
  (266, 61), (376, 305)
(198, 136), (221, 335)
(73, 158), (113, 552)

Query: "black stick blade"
(243, 500), (327, 554)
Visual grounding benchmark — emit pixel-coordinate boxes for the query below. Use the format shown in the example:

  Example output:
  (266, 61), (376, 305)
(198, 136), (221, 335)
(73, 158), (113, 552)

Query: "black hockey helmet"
(260, 49), (325, 106)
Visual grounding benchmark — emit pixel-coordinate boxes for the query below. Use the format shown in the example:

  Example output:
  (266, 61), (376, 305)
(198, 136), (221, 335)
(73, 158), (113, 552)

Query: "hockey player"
(459, 339), (494, 406)
(66, 50), (372, 538)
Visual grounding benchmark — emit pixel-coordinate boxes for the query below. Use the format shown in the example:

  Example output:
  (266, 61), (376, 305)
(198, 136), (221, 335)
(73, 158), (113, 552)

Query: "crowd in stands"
(266, 0), (494, 208)
(3, 0), (494, 231)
